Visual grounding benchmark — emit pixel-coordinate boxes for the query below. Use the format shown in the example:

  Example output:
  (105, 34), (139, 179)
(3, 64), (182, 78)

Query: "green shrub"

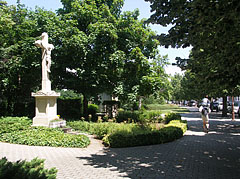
(141, 110), (163, 123)
(0, 117), (32, 135)
(164, 112), (181, 124)
(58, 98), (83, 119)
(67, 121), (91, 133)
(166, 120), (188, 133)
(0, 127), (90, 148)
(116, 111), (141, 123)
(102, 120), (187, 148)
(58, 89), (82, 100)
(87, 104), (99, 122)
(68, 120), (151, 139)
(0, 157), (57, 179)
(57, 90), (83, 119)
(68, 118), (187, 148)
(88, 104), (99, 115)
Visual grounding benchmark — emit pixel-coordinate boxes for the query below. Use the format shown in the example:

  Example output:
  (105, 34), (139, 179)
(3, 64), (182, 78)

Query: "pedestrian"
(199, 96), (211, 133)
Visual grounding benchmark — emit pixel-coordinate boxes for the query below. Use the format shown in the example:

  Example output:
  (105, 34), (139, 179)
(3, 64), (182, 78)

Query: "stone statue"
(32, 32), (61, 127)
(35, 32), (54, 92)
(35, 32), (54, 77)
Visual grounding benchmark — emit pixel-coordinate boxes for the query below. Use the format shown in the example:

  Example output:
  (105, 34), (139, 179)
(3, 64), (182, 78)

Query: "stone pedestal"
(32, 91), (60, 127)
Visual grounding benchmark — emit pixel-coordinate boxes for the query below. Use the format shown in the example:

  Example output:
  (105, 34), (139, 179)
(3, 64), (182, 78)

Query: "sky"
(5, 0), (191, 75)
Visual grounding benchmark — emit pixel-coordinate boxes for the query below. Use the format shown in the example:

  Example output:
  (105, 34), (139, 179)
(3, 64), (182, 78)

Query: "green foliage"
(58, 98), (83, 119)
(58, 90), (82, 100)
(164, 113), (182, 124)
(68, 118), (187, 148)
(0, 117), (32, 135)
(141, 110), (163, 123)
(146, 0), (240, 99)
(1, 127), (90, 148)
(166, 120), (188, 133)
(0, 0), (170, 117)
(68, 120), (150, 139)
(116, 110), (141, 123)
(67, 120), (91, 133)
(102, 120), (187, 148)
(88, 104), (99, 115)
(169, 74), (184, 101)
(146, 104), (189, 114)
(0, 157), (57, 179)
(143, 95), (165, 105)
(0, 117), (90, 148)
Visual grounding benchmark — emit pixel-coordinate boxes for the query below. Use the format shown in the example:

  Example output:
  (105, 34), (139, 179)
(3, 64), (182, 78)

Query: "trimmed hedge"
(116, 111), (141, 123)
(58, 98), (82, 119)
(0, 157), (57, 179)
(69, 116), (187, 148)
(164, 112), (182, 124)
(102, 120), (187, 148)
(67, 121), (148, 139)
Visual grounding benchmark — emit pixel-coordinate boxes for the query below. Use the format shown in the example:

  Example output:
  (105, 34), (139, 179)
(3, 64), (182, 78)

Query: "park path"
(1, 107), (240, 179)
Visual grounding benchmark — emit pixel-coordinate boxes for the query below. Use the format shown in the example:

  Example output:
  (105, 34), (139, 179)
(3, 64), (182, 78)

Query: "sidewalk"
(1, 109), (240, 178)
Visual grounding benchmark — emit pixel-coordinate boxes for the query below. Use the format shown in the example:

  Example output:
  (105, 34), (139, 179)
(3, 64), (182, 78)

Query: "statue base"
(32, 91), (60, 127)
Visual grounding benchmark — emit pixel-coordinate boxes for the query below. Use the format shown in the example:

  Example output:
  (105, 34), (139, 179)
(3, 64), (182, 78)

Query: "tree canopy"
(146, 0), (240, 99)
(0, 0), (169, 116)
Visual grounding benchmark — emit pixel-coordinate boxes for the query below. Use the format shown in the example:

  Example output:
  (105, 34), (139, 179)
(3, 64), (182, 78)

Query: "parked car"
(188, 100), (196, 107)
(227, 101), (240, 115)
(218, 102), (223, 111)
(212, 101), (220, 112)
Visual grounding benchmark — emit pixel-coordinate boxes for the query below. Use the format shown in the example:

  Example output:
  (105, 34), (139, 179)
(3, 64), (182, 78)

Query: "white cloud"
(165, 65), (185, 76)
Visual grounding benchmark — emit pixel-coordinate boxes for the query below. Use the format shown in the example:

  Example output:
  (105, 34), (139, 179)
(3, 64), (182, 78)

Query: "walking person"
(199, 96), (211, 133)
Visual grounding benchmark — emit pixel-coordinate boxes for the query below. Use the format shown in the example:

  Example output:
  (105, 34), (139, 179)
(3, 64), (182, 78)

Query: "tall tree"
(146, 0), (240, 116)
(57, 1), (162, 113)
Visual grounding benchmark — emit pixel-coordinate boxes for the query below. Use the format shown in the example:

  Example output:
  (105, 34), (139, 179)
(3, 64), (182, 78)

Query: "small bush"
(0, 157), (57, 179)
(164, 112), (181, 124)
(88, 104), (99, 115)
(67, 121), (91, 132)
(166, 120), (188, 133)
(116, 111), (141, 123)
(141, 111), (163, 123)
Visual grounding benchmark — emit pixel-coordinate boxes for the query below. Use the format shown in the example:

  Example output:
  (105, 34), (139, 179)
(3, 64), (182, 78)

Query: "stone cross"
(35, 32), (54, 92)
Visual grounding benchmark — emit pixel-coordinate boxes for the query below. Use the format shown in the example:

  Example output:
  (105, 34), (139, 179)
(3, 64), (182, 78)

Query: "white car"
(227, 101), (240, 114)
(218, 102), (223, 111)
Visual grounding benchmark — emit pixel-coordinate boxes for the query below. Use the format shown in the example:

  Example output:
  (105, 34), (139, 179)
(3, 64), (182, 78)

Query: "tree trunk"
(83, 94), (88, 120)
(232, 96), (235, 120)
(222, 96), (228, 117)
(138, 96), (142, 110)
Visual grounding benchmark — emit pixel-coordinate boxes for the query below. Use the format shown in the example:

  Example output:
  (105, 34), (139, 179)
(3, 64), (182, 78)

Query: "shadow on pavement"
(77, 113), (240, 178)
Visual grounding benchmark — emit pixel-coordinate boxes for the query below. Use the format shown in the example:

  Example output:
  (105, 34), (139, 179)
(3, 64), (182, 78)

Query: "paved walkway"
(1, 108), (240, 178)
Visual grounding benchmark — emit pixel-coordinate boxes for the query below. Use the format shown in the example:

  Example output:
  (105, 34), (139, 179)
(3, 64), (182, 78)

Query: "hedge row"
(67, 121), (149, 139)
(102, 120), (187, 148)
(116, 111), (181, 124)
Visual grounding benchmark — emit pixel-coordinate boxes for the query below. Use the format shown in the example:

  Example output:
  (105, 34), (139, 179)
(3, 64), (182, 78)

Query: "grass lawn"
(146, 104), (189, 114)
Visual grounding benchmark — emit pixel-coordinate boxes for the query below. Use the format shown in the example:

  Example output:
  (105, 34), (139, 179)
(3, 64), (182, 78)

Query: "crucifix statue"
(35, 32), (54, 92)
(32, 32), (61, 127)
